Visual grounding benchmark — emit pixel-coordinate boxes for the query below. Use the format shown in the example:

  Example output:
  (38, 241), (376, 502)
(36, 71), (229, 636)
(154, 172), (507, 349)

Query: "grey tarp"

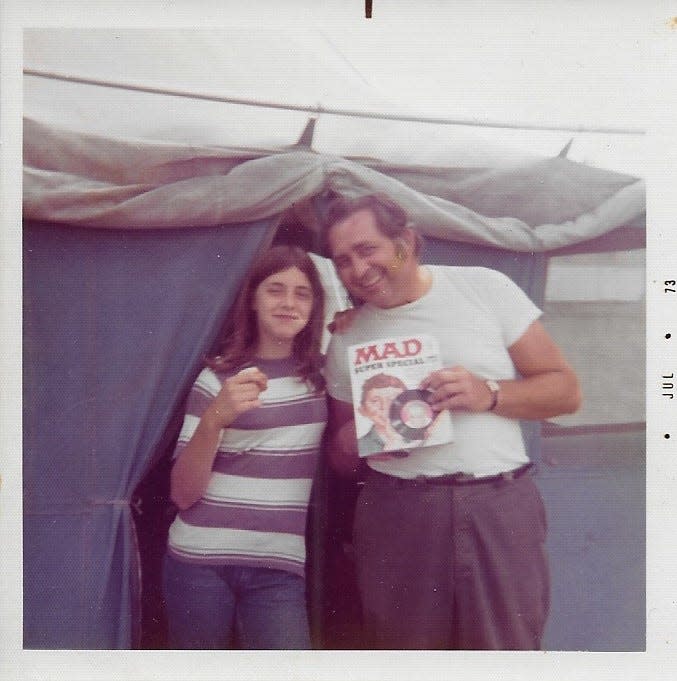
(24, 118), (645, 251)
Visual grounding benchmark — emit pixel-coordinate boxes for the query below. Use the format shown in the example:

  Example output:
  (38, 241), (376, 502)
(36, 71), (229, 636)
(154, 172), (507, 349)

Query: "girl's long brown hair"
(206, 245), (325, 388)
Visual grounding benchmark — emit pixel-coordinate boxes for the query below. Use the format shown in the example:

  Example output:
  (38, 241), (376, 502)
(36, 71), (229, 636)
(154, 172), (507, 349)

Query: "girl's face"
(252, 266), (315, 358)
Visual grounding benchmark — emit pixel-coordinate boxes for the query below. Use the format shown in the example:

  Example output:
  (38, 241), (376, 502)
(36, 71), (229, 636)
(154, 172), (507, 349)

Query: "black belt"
(368, 462), (535, 487)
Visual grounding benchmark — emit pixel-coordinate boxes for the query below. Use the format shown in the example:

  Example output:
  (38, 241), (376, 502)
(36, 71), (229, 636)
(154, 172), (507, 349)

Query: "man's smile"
(357, 267), (386, 291)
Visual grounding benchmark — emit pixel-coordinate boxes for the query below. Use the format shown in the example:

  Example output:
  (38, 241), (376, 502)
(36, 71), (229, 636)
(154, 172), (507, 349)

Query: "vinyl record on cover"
(389, 389), (435, 440)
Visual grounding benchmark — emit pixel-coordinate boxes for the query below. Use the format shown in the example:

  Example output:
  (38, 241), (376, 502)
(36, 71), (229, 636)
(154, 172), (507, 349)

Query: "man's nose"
(352, 257), (370, 279)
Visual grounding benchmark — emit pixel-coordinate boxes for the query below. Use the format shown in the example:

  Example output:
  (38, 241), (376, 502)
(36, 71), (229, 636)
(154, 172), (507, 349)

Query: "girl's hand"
(205, 367), (268, 428)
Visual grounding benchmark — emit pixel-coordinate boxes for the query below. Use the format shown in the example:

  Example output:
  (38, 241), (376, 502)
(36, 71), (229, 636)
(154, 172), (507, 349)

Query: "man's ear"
(397, 229), (417, 257)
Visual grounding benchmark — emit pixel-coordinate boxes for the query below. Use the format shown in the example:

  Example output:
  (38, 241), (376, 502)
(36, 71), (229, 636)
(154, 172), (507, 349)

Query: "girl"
(163, 245), (327, 649)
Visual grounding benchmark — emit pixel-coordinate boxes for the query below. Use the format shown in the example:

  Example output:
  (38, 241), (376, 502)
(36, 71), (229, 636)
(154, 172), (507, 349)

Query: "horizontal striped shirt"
(168, 357), (327, 576)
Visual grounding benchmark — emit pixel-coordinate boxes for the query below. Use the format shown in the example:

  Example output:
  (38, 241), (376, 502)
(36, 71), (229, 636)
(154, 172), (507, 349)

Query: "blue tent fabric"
(23, 219), (273, 648)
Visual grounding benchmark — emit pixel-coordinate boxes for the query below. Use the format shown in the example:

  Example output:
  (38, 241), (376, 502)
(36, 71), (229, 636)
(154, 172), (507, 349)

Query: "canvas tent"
(21, 26), (647, 651)
(23, 114), (645, 649)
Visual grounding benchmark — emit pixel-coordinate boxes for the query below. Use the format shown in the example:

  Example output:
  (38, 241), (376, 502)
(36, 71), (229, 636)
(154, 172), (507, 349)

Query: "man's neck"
(371, 263), (432, 309)
(402, 265), (432, 305)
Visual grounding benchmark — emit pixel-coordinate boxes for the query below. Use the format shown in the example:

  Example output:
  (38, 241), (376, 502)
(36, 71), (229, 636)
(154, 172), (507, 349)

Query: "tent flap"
(23, 218), (274, 648)
(24, 118), (645, 252)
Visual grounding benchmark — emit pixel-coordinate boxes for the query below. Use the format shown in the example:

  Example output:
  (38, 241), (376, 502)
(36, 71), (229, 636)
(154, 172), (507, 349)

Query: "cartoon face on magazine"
(348, 335), (454, 457)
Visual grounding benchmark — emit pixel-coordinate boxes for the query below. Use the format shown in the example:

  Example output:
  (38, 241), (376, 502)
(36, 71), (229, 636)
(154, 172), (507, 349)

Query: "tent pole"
(24, 68), (644, 136)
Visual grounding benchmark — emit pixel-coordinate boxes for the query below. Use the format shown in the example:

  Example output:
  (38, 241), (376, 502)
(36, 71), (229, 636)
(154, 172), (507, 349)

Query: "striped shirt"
(167, 357), (327, 577)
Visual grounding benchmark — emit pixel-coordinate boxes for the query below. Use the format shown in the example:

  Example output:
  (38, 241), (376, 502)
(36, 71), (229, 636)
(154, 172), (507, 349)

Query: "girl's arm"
(170, 368), (268, 510)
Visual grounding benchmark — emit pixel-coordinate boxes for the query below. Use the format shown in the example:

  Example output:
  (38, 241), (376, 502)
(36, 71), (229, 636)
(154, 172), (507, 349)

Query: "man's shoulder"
(432, 264), (502, 281)
(431, 265), (515, 292)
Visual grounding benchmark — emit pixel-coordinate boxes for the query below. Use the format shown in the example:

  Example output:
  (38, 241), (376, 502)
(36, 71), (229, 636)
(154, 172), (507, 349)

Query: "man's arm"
(421, 320), (582, 420)
(327, 396), (363, 477)
(498, 319), (582, 419)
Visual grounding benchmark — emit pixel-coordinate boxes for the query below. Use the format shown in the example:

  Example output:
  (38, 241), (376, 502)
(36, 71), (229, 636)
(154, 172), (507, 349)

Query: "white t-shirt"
(325, 266), (542, 478)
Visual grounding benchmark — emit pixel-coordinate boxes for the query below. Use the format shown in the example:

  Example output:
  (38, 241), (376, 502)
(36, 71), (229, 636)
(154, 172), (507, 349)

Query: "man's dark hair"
(322, 193), (424, 257)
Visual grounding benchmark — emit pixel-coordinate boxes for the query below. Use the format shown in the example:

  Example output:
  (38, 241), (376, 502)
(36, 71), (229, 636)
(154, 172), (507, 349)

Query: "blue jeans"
(163, 553), (311, 649)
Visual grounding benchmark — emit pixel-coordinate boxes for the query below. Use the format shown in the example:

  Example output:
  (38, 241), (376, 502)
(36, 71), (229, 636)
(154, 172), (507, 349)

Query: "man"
(322, 193), (581, 650)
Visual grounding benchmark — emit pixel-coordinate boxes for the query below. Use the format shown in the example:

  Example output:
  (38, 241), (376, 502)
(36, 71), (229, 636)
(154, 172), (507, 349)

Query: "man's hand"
(327, 308), (358, 334)
(421, 321), (583, 420)
(420, 366), (494, 413)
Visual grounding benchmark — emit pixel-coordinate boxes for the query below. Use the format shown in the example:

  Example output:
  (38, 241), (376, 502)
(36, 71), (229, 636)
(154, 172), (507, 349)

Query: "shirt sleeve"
(171, 367), (222, 460)
(474, 268), (542, 347)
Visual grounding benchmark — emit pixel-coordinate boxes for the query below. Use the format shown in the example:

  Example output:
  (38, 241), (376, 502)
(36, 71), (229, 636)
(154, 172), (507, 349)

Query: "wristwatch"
(485, 379), (500, 411)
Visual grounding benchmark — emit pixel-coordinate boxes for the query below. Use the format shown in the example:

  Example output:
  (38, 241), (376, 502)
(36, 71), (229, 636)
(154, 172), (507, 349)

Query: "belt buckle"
(421, 471), (473, 485)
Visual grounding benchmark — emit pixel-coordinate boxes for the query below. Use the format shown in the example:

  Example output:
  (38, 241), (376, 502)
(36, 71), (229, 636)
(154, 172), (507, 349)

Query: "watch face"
(389, 389), (435, 440)
(486, 380), (499, 393)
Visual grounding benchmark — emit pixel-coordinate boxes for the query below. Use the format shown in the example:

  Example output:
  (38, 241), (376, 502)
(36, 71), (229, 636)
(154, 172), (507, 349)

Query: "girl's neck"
(255, 340), (294, 360)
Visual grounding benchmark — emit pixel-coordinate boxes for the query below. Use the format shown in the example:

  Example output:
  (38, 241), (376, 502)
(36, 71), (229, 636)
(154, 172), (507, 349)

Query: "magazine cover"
(348, 334), (454, 457)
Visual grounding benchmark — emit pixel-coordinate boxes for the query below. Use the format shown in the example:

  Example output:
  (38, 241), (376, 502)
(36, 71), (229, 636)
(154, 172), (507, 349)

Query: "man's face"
(328, 208), (414, 309)
(359, 385), (404, 427)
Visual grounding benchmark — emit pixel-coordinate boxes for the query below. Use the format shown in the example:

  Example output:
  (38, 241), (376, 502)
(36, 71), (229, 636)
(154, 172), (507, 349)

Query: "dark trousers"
(352, 469), (550, 650)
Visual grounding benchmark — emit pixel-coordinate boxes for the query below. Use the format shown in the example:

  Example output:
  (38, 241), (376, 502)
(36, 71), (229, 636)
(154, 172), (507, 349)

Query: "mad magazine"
(348, 334), (454, 457)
